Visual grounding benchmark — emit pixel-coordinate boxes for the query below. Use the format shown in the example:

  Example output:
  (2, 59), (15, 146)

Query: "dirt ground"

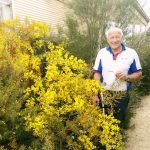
(125, 95), (150, 150)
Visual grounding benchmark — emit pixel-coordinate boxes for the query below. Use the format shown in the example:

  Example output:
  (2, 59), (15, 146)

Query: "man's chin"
(111, 45), (121, 51)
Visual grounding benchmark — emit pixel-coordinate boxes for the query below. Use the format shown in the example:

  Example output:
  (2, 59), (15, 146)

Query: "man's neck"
(112, 46), (122, 54)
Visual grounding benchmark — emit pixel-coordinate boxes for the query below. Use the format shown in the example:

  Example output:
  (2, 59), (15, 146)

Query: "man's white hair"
(105, 27), (123, 39)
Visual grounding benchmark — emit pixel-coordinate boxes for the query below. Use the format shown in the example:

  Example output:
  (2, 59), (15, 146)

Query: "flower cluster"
(24, 41), (123, 149)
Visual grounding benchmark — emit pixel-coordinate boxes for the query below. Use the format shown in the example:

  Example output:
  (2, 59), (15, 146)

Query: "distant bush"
(126, 33), (150, 95)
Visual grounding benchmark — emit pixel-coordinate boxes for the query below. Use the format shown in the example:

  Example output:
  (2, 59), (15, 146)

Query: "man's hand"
(93, 95), (100, 105)
(115, 71), (127, 81)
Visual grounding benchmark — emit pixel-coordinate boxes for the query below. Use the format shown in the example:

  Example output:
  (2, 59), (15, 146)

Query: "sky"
(139, 0), (150, 18)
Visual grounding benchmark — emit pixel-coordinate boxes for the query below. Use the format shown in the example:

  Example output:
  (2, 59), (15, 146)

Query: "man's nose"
(114, 37), (118, 40)
(113, 37), (119, 42)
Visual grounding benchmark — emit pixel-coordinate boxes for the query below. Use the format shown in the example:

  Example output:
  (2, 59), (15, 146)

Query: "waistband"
(106, 90), (128, 94)
(104, 90), (128, 100)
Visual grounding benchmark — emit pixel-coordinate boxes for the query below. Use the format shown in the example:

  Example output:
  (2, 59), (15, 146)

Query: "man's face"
(107, 31), (123, 51)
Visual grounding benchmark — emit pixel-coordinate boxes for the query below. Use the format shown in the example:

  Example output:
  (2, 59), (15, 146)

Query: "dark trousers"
(113, 93), (129, 128)
(100, 92), (129, 128)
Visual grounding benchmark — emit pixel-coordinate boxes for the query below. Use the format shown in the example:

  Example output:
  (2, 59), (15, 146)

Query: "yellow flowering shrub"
(0, 18), (50, 149)
(24, 43), (123, 149)
(0, 19), (123, 149)
(0, 19), (32, 149)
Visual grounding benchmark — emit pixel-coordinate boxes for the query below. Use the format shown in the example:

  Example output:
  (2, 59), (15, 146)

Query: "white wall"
(13, 0), (67, 28)
(0, 4), (12, 20)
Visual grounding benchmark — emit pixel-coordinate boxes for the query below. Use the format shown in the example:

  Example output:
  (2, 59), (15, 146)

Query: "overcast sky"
(139, 0), (150, 18)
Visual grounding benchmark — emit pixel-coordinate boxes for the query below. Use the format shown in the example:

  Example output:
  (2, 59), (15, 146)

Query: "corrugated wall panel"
(13, 0), (67, 27)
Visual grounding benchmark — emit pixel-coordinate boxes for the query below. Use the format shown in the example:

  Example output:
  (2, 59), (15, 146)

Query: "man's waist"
(106, 90), (128, 94)
(103, 80), (127, 91)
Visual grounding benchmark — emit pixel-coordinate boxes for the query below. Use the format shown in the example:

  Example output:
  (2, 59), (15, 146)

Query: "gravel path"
(125, 95), (150, 150)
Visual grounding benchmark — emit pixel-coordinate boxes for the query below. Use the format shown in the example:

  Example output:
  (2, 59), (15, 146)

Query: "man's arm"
(93, 72), (101, 80)
(125, 71), (142, 82)
(116, 71), (142, 82)
(93, 72), (101, 105)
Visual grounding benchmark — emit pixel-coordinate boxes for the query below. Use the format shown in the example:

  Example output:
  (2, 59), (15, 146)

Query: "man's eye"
(109, 37), (114, 39)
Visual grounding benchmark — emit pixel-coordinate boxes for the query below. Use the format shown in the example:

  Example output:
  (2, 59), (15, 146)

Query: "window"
(0, 0), (13, 21)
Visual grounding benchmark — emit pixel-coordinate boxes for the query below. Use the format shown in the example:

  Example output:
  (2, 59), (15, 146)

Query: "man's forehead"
(108, 31), (122, 37)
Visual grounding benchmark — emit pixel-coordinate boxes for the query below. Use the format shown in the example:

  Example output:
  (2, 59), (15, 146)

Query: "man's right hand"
(93, 95), (100, 105)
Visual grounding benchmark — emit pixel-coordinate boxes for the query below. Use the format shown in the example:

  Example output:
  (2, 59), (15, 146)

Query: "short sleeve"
(128, 51), (142, 74)
(93, 51), (102, 73)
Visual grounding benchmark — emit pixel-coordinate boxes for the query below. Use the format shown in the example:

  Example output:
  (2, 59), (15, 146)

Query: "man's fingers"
(94, 99), (100, 105)
(116, 72), (126, 80)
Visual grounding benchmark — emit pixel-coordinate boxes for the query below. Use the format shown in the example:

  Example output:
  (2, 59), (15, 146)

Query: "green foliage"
(126, 33), (150, 95)
(65, 16), (93, 63)
(0, 23), (25, 149)
(122, 33), (150, 129)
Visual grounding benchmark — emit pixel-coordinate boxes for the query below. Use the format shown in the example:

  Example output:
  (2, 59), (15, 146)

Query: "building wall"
(8, 0), (150, 32)
(0, 2), (13, 20)
(12, 0), (67, 28)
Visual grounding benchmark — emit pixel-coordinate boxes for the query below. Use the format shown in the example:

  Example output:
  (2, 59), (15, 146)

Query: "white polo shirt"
(93, 44), (142, 91)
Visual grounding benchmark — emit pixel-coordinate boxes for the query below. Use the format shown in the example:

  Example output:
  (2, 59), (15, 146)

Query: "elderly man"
(93, 27), (142, 128)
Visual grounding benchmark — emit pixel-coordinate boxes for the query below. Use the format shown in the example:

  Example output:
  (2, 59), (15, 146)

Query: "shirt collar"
(106, 43), (126, 55)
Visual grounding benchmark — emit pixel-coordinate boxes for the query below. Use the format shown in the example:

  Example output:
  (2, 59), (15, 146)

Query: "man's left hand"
(115, 71), (127, 81)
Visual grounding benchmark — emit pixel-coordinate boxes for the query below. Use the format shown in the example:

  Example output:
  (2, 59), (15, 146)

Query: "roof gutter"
(134, 0), (150, 24)
(0, 0), (11, 5)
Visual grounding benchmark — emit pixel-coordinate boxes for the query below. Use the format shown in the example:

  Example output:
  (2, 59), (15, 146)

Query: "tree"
(64, 0), (138, 64)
